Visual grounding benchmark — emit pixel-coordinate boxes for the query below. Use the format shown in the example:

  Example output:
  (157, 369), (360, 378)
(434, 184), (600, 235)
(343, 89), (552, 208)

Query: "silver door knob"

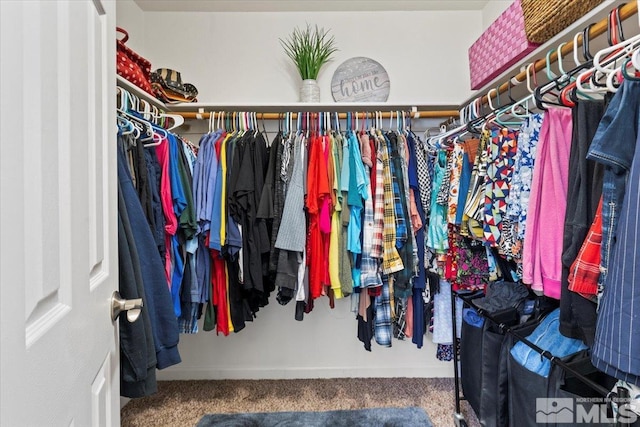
(111, 291), (143, 322)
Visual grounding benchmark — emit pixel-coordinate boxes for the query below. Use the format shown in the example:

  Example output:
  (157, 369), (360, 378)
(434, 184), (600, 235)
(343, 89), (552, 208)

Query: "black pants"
(559, 100), (605, 345)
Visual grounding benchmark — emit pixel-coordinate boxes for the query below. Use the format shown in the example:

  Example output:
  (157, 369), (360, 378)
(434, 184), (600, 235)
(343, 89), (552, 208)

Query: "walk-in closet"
(3, 1), (640, 426)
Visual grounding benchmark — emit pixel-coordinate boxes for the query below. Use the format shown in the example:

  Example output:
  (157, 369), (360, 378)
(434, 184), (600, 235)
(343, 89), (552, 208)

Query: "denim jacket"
(586, 80), (640, 292)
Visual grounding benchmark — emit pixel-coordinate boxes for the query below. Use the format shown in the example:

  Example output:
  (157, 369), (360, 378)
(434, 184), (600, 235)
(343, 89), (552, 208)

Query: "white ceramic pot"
(300, 79), (320, 102)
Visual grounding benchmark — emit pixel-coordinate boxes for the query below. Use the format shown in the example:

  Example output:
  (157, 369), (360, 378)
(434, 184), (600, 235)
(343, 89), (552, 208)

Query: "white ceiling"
(133, 0), (492, 12)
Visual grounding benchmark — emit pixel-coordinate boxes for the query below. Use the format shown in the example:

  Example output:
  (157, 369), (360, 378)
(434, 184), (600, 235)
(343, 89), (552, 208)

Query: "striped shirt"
(592, 131), (640, 384)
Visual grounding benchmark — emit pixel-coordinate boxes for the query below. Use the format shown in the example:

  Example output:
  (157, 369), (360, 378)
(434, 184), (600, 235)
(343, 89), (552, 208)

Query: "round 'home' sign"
(331, 57), (390, 102)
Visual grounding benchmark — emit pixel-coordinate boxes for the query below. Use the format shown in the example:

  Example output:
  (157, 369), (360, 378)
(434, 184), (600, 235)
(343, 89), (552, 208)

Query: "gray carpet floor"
(121, 378), (480, 427)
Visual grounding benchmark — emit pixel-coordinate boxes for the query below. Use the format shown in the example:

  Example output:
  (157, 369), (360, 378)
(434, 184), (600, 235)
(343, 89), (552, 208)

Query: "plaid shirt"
(568, 197), (602, 300)
(360, 164), (383, 289)
(379, 132), (404, 274)
(374, 276), (392, 347)
(400, 134), (420, 276)
(371, 134), (385, 259)
(387, 132), (408, 248)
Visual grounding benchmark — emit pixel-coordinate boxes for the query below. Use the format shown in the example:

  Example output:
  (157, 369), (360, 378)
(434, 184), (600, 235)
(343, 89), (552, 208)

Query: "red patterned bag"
(116, 27), (153, 95)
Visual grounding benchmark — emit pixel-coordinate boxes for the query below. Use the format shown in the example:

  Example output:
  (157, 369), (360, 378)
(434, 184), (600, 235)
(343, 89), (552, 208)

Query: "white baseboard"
(156, 364), (455, 381)
(120, 397), (130, 409)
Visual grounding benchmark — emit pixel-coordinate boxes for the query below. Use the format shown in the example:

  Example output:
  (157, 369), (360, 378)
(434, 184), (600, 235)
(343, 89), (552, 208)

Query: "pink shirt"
(155, 137), (178, 236)
(155, 137), (178, 287)
(522, 108), (572, 299)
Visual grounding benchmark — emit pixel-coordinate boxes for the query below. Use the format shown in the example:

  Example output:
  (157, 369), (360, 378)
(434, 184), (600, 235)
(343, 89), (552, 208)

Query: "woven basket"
(521, 0), (604, 43)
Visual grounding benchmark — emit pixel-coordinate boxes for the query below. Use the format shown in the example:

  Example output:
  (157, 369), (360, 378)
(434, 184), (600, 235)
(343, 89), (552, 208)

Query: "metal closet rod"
(474, 0), (638, 108)
(177, 110), (460, 120)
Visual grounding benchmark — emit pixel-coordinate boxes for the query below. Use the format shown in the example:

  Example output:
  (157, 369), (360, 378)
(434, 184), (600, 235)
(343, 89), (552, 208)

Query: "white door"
(0, 1), (120, 426)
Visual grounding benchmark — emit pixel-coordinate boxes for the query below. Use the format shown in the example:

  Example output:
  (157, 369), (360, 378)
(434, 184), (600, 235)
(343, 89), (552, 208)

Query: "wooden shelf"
(116, 76), (460, 118)
(168, 101), (459, 113)
(116, 75), (167, 110)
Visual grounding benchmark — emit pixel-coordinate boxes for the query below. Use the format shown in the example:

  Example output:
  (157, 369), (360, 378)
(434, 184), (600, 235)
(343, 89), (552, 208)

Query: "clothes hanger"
(534, 47), (573, 109)
(152, 112), (184, 131)
(117, 115), (139, 138)
(567, 12), (633, 104)
(545, 48), (560, 82)
(283, 112), (288, 137)
(510, 68), (536, 118)
(586, 12), (629, 91)
(496, 77), (531, 120)
(574, 16), (638, 96)
(462, 97), (487, 135)
(139, 99), (152, 122)
(119, 107), (168, 148)
(592, 31), (640, 75)
(603, 55), (640, 93)
(143, 124), (169, 148)
(595, 12), (640, 79)
(282, 112), (287, 137)
(535, 23), (600, 109)
(117, 109), (155, 142)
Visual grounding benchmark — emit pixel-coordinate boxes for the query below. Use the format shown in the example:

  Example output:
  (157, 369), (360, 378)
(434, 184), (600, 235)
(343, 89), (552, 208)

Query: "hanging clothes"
(306, 133), (332, 299)
(117, 137), (182, 397)
(502, 113), (543, 277)
(427, 150), (449, 253)
(482, 127), (518, 247)
(522, 107), (573, 300)
(588, 80), (640, 386)
(275, 133), (307, 289)
(559, 100), (605, 346)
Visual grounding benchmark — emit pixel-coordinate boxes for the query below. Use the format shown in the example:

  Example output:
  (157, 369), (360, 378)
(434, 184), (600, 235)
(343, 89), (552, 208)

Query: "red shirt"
(306, 135), (332, 299)
(568, 197), (603, 300)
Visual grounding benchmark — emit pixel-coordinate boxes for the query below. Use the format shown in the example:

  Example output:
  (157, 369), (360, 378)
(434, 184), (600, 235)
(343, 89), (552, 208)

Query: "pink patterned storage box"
(468, 0), (540, 90)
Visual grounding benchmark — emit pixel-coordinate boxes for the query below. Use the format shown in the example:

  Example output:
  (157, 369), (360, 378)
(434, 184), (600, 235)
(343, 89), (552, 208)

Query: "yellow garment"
(329, 210), (343, 298)
(328, 134), (343, 298)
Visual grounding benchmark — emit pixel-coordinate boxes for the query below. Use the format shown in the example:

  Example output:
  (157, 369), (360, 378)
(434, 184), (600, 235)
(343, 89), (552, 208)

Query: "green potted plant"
(280, 24), (338, 102)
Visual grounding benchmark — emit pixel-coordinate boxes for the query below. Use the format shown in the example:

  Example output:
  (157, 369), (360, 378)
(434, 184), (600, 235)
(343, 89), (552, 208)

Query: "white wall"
(115, 3), (474, 380)
(121, 10), (483, 105)
(115, 0), (146, 53)
(481, 0), (513, 31)
(159, 297), (454, 380)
